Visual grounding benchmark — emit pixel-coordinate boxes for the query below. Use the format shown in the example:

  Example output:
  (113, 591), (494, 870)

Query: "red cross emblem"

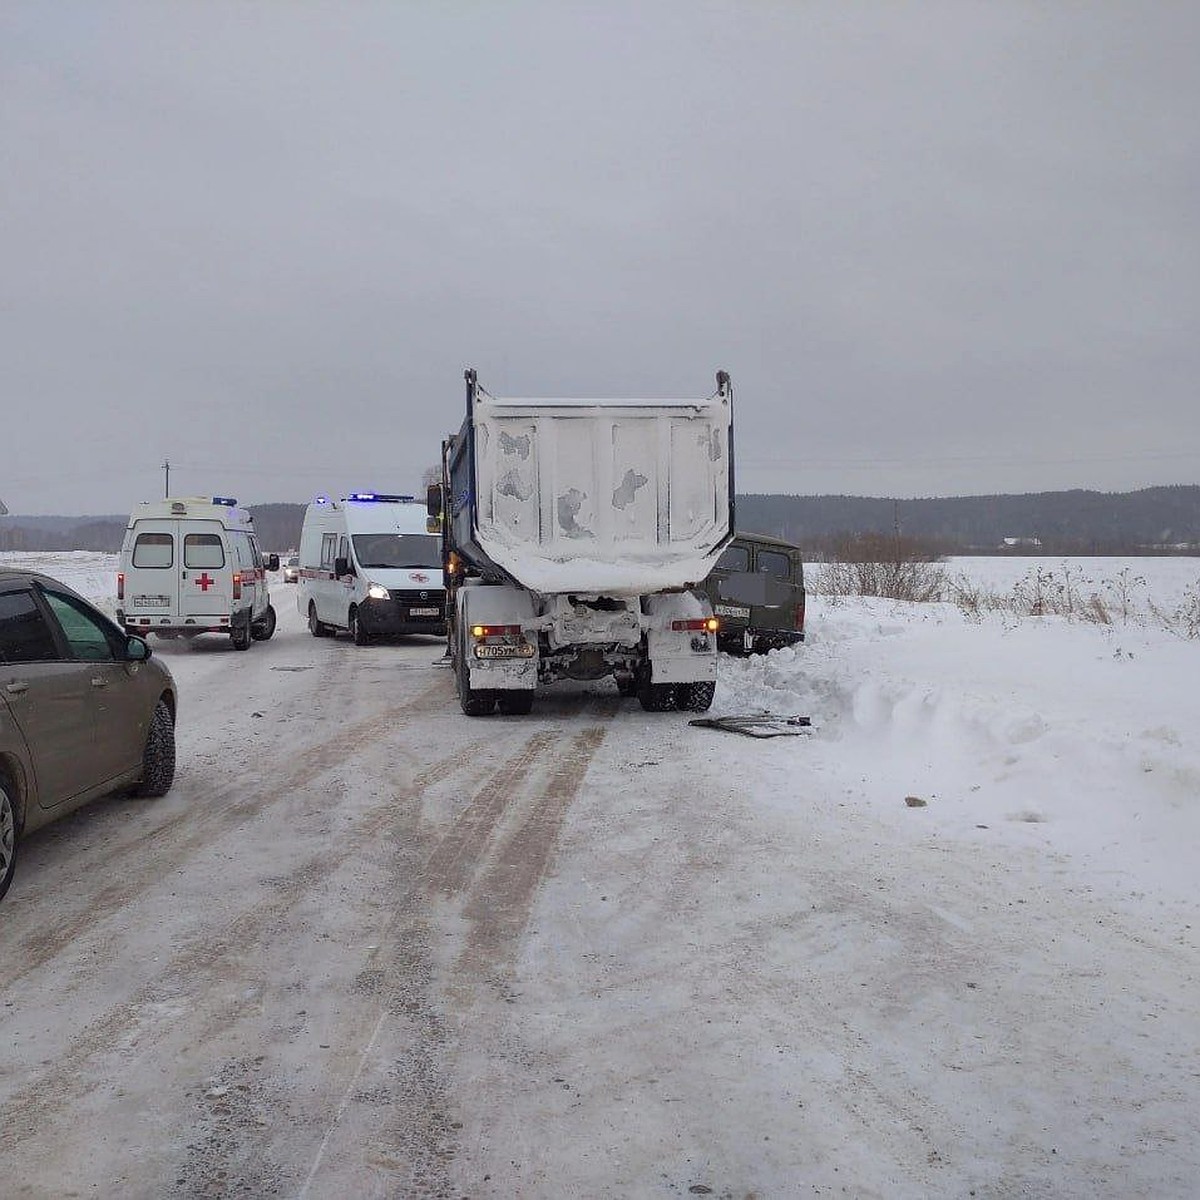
(195, 572), (215, 591)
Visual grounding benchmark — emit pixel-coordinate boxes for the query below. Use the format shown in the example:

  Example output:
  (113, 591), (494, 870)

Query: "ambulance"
(116, 497), (279, 650)
(296, 492), (446, 644)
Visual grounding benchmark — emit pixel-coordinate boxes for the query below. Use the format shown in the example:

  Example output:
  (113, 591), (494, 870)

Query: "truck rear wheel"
(637, 665), (679, 711)
(497, 690), (534, 716)
(679, 680), (716, 712)
(456, 640), (496, 716)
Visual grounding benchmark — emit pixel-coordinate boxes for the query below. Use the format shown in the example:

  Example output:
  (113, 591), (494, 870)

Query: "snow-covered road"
(2, 555), (1198, 1198)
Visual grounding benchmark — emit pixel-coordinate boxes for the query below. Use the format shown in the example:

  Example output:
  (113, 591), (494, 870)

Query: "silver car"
(0, 569), (177, 902)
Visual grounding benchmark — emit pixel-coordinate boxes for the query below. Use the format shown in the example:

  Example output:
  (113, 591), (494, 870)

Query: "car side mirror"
(266, 554), (280, 572)
(334, 556), (353, 577)
(124, 634), (151, 661)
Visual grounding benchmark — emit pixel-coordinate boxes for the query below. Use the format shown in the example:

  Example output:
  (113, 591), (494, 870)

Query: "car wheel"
(231, 617), (252, 651)
(497, 689), (534, 715)
(308, 603), (331, 638)
(679, 680), (716, 712)
(350, 606), (371, 646)
(0, 777), (18, 902)
(252, 604), (277, 641)
(134, 700), (176, 798)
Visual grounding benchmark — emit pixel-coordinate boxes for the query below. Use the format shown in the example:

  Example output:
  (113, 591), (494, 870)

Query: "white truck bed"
(466, 389), (732, 595)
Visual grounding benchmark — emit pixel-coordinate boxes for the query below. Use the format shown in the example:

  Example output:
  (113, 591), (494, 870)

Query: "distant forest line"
(2, 486), (1199, 556)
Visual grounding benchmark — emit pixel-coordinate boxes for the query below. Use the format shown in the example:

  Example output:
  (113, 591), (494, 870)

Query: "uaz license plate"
(408, 606), (440, 616)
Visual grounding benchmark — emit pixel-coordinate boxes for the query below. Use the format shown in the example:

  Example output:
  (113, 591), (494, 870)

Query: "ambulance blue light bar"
(212, 496), (238, 506)
(346, 492), (416, 503)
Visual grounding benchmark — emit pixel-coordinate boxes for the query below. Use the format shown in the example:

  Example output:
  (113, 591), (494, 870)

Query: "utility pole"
(163, 460), (170, 498)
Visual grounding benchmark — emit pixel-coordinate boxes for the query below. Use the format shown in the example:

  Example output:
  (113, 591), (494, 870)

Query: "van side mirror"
(266, 554), (280, 572)
(426, 483), (443, 519)
(334, 556), (353, 578)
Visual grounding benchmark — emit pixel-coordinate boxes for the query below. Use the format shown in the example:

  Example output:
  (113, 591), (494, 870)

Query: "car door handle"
(4, 681), (28, 695)
(91, 677), (109, 688)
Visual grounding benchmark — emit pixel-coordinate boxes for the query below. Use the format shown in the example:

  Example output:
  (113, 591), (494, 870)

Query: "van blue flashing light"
(313, 494), (330, 506)
(212, 496), (238, 506)
(346, 492), (416, 503)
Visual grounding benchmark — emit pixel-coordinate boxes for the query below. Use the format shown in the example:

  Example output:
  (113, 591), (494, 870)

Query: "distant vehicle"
(701, 532), (806, 654)
(116, 496), (279, 651)
(297, 493), (447, 644)
(429, 369), (732, 715)
(283, 556), (300, 584)
(0, 568), (177, 902)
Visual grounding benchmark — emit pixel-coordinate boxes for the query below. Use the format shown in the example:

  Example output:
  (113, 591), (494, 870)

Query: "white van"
(117, 497), (279, 651)
(296, 492), (446, 645)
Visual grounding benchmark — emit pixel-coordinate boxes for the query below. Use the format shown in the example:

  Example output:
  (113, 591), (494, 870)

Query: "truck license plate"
(714, 604), (750, 619)
(474, 644), (534, 659)
(409, 606), (440, 616)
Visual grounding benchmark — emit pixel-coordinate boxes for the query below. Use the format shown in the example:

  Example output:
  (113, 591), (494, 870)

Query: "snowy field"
(4, 549), (1199, 1195)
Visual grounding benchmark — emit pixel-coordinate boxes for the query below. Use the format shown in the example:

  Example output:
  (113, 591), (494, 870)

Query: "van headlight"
(366, 582), (390, 600)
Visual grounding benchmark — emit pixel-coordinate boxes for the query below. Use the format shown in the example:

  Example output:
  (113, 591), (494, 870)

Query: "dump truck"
(429, 368), (735, 716)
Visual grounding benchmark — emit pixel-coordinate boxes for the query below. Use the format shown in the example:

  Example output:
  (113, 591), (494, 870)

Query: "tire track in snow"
(2, 675), (449, 988)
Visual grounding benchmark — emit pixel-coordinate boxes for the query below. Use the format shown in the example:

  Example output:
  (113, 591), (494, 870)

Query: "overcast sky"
(2, 2), (1197, 515)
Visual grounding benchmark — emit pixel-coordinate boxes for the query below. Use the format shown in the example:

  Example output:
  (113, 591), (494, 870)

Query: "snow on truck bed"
(467, 392), (732, 594)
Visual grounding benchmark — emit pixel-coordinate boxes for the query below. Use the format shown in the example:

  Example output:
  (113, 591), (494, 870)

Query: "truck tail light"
(232, 572), (242, 600)
(117, 572), (124, 601)
(671, 617), (719, 633)
(794, 596), (806, 632)
(470, 623), (523, 639)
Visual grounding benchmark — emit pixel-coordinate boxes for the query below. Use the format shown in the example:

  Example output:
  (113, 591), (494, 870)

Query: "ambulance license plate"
(133, 595), (171, 607)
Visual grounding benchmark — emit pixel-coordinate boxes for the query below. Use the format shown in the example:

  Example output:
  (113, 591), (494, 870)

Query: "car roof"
(730, 531), (802, 552)
(0, 568), (87, 594)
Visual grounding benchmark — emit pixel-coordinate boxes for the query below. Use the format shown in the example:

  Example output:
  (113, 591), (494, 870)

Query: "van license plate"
(409, 606), (440, 616)
(714, 604), (750, 619)
(133, 595), (171, 607)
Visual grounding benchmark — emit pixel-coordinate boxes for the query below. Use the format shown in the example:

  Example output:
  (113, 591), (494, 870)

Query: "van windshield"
(352, 533), (442, 570)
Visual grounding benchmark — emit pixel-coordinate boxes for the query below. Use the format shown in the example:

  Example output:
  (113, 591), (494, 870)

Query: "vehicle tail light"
(794, 596), (806, 632)
(232, 572), (242, 600)
(117, 572), (125, 600)
(470, 623), (523, 639)
(671, 617), (719, 634)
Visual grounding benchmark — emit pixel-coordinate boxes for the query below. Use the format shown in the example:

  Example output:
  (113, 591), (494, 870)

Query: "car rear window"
(0, 589), (59, 663)
(717, 545), (750, 571)
(757, 550), (792, 579)
(184, 534), (225, 569)
(133, 533), (174, 568)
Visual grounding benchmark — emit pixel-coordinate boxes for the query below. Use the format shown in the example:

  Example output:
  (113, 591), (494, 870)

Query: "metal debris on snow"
(688, 713), (812, 738)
